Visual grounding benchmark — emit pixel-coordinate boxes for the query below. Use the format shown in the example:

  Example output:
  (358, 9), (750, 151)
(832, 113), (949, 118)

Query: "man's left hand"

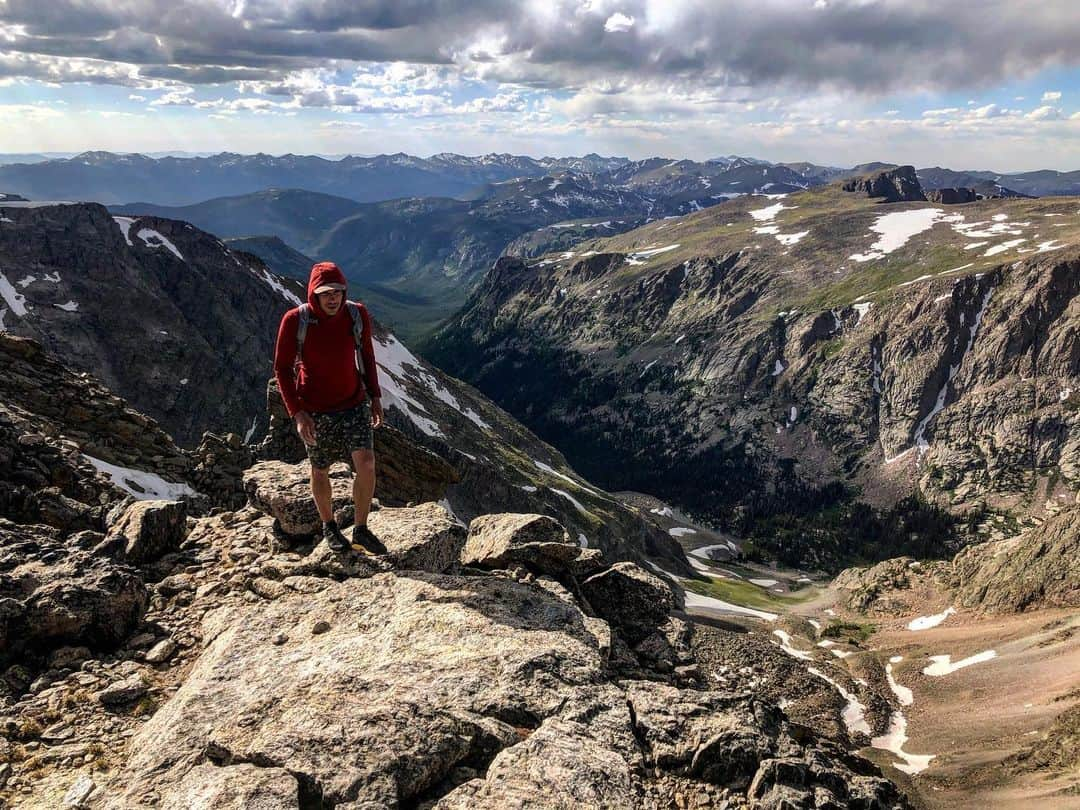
(371, 397), (383, 429)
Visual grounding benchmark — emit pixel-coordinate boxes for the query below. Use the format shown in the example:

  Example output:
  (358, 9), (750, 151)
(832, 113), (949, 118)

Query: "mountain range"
(5, 150), (1078, 209)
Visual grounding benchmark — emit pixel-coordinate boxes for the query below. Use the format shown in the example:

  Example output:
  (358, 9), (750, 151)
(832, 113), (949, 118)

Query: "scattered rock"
(62, 774), (96, 808)
(97, 675), (148, 707)
(144, 638), (178, 665)
(106, 499), (188, 565)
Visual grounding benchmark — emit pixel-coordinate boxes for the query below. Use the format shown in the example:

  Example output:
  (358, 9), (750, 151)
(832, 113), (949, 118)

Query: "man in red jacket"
(273, 261), (386, 554)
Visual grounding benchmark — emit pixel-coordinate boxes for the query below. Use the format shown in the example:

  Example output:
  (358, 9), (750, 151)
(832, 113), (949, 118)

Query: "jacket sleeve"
(359, 305), (382, 400)
(273, 308), (303, 417)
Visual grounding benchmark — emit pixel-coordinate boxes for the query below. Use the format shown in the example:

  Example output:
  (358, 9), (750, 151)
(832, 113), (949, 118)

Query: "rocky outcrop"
(841, 166), (926, 202)
(0, 519), (147, 667)
(98, 527), (906, 810)
(950, 508), (1080, 612)
(104, 500), (187, 566)
(189, 431), (257, 510)
(581, 562), (677, 644)
(0, 334), (194, 506)
(243, 460), (360, 536)
(925, 187), (978, 204)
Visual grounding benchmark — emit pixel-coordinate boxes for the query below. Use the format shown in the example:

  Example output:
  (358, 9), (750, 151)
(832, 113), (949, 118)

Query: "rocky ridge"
(0, 201), (305, 447)
(0, 348), (912, 809)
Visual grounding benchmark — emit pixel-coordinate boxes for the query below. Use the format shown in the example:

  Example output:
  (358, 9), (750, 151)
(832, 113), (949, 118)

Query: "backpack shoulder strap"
(346, 302), (366, 379)
(295, 304), (311, 362)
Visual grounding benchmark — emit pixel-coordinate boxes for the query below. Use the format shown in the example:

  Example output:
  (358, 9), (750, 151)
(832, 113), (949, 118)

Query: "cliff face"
(426, 180), (1080, 569)
(0, 202), (304, 447)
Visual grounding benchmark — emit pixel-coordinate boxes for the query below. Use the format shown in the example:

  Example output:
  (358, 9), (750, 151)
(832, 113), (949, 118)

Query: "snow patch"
(136, 228), (184, 261)
(907, 607), (955, 631)
(551, 487), (593, 516)
(808, 666), (872, 736)
(872, 711), (935, 775)
(82, 454), (199, 501)
(113, 216), (137, 246)
(885, 659), (914, 706)
(668, 527), (696, 537)
(923, 650), (997, 676)
(54, 300), (79, 312)
(849, 208), (949, 262)
(749, 202), (791, 222)
(0, 271), (29, 318)
(984, 238), (1026, 257)
(258, 268), (302, 306)
(773, 630), (814, 660)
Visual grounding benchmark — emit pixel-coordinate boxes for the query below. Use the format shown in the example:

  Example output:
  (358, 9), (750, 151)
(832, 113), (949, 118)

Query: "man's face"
(317, 289), (344, 315)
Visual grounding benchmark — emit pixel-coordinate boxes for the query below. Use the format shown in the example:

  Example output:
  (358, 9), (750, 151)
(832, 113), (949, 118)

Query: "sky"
(1, 0), (1079, 171)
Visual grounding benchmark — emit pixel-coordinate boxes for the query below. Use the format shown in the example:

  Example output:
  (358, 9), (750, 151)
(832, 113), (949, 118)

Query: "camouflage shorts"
(306, 400), (373, 470)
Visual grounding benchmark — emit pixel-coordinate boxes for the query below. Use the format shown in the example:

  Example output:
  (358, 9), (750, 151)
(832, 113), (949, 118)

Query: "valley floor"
(863, 607), (1080, 810)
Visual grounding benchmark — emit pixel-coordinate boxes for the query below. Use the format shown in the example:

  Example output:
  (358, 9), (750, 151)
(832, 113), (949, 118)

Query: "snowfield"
(849, 208), (954, 262)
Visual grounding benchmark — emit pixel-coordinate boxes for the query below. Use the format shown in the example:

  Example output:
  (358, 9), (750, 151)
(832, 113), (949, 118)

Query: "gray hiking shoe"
(322, 521), (349, 553)
(351, 524), (388, 556)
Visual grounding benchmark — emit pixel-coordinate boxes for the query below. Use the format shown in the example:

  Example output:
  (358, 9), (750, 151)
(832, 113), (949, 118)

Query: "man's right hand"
(294, 411), (316, 446)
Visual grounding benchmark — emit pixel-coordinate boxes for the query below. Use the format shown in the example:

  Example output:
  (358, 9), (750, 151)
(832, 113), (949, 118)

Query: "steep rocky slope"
(427, 169), (1080, 569)
(0, 337), (910, 809)
(0, 201), (304, 447)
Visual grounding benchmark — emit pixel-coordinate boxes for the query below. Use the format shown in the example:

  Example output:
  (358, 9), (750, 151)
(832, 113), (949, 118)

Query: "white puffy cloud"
(603, 13), (635, 33)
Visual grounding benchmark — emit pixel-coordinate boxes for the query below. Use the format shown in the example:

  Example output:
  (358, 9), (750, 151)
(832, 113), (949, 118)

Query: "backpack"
(294, 302), (367, 381)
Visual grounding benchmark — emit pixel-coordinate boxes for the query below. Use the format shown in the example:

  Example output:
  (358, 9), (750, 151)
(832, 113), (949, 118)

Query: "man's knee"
(352, 449), (375, 472)
(310, 464), (331, 482)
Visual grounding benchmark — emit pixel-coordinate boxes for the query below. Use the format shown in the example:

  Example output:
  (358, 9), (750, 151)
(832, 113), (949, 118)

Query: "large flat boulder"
(103, 571), (608, 808)
(461, 513), (582, 575)
(368, 502), (466, 574)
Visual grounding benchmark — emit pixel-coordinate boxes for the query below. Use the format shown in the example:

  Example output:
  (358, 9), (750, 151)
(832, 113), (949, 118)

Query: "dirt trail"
(866, 607), (1080, 809)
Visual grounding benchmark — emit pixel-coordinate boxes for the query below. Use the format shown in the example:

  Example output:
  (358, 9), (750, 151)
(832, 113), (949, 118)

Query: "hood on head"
(307, 261), (347, 316)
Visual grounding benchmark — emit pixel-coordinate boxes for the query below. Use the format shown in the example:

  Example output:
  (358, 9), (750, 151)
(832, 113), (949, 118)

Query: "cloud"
(0, 0), (1077, 97)
(603, 13), (635, 33)
(1042, 90), (1062, 101)
(1027, 104), (1062, 120)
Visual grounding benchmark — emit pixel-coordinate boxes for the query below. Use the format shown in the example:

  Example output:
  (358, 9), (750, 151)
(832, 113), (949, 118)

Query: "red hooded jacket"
(273, 262), (382, 417)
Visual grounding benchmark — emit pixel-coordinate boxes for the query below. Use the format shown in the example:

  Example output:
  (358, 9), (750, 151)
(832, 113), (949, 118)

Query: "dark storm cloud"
(0, 0), (1078, 93)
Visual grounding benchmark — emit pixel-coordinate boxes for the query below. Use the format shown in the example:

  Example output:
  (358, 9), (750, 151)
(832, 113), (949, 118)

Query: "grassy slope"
(525, 186), (1080, 318)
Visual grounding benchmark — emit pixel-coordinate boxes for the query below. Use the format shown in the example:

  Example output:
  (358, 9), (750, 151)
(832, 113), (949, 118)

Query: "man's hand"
(371, 398), (384, 429)
(294, 410), (316, 445)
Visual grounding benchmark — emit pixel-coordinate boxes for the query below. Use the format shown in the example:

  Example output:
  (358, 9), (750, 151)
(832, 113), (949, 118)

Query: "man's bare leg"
(350, 449), (376, 527)
(310, 464), (334, 522)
